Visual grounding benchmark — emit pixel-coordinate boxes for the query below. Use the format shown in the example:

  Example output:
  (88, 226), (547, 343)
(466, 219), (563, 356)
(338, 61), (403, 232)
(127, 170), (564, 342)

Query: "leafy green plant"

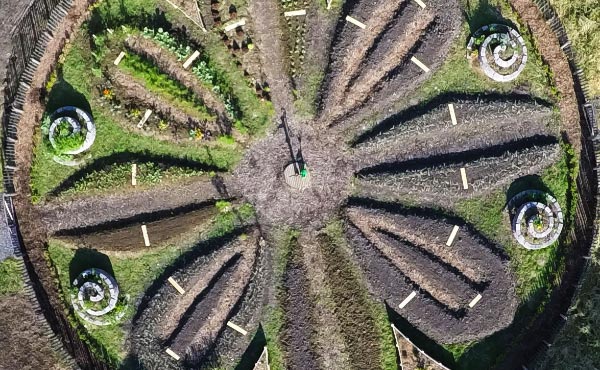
(142, 27), (191, 61)
(51, 118), (86, 153)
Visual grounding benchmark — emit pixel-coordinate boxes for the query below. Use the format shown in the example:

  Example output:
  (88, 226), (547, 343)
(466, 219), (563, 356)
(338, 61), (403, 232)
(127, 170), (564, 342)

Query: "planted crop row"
(354, 98), (558, 169)
(280, 0), (309, 82)
(358, 142), (561, 205)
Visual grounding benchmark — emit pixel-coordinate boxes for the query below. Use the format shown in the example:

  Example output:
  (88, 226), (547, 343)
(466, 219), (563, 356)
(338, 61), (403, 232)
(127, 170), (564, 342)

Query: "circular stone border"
(508, 190), (564, 250)
(49, 106), (96, 155)
(467, 24), (528, 82)
(71, 268), (126, 326)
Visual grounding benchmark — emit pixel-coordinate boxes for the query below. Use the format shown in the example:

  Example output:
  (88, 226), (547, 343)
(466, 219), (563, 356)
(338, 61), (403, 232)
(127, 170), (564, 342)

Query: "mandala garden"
(6, 0), (592, 369)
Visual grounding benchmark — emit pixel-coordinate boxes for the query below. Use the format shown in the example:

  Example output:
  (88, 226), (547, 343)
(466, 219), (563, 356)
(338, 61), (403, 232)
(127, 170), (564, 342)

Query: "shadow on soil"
(68, 248), (115, 283)
(234, 325), (267, 370)
(352, 92), (553, 145)
(47, 151), (224, 198)
(357, 135), (558, 175)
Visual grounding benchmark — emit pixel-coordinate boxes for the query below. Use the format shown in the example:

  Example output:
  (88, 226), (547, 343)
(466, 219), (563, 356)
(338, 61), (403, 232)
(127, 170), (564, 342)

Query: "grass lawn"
(117, 52), (216, 122)
(30, 28), (243, 202)
(46, 202), (255, 367)
(0, 258), (23, 297)
(548, 0), (600, 98)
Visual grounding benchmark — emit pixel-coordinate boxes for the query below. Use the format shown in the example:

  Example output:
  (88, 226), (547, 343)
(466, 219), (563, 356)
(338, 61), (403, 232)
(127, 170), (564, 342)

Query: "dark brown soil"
(279, 237), (320, 370)
(345, 205), (518, 344)
(131, 232), (263, 369)
(56, 206), (217, 252)
(0, 293), (69, 370)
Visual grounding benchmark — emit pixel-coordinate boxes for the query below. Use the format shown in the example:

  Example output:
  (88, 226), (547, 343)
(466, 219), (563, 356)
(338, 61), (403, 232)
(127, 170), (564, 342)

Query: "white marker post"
(284, 9), (307, 17)
(137, 109), (152, 129)
(113, 51), (126, 66)
(410, 56), (430, 72)
(446, 225), (459, 246)
(227, 321), (248, 336)
(460, 167), (469, 190)
(224, 19), (246, 32)
(469, 294), (482, 308)
(413, 0), (427, 8)
(346, 15), (366, 29)
(399, 291), (417, 309)
(448, 103), (458, 125)
(165, 348), (180, 360)
(141, 225), (150, 246)
(131, 163), (137, 186)
(183, 50), (200, 69)
(168, 277), (186, 295)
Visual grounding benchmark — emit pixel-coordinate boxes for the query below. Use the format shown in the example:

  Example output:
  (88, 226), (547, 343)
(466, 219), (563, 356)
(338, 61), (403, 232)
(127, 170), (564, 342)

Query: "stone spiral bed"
(12, 0), (581, 368)
(70, 268), (126, 326)
(467, 24), (528, 82)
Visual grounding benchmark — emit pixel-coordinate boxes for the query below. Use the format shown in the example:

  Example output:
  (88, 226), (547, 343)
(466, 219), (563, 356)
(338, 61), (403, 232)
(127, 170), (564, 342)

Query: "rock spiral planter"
(508, 190), (564, 250)
(71, 268), (126, 326)
(48, 106), (96, 166)
(467, 24), (528, 82)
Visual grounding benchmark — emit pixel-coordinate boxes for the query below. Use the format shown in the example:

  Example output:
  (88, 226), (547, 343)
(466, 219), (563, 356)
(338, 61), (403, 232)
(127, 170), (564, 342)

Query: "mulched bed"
(37, 176), (231, 233)
(320, 0), (463, 127)
(345, 205), (519, 344)
(357, 140), (561, 207)
(353, 96), (559, 169)
(0, 293), (69, 370)
(131, 230), (267, 369)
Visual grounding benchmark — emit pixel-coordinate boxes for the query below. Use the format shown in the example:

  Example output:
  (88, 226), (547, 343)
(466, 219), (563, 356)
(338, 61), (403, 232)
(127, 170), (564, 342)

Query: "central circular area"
(232, 124), (354, 229)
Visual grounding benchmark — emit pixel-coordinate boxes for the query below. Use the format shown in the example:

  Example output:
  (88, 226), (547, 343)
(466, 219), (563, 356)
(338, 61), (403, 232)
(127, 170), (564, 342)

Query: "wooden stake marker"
(227, 321), (248, 336)
(410, 56), (430, 72)
(460, 167), (469, 190)
(113, 51), (126, 66)
(446, 225), (459, 246)
(3, 199), (13, 222)
(165, 348), (180, 360)
(183, 50), (200, 69)
(131, 163), (137, 186)
(413, 0), (427, 8)
(284, 9), (306, 17)
(137, 109), (152, 129)
(141, 225), (150, 246)
(469, 294), (482, 308)
(346, 15), (366, 29)
(107, 28), (114, 34)
(448, 103), (458, 125)
(399, 291), (417, 309)
(167, 277), (186, 295)
(224, 19), (246, 32)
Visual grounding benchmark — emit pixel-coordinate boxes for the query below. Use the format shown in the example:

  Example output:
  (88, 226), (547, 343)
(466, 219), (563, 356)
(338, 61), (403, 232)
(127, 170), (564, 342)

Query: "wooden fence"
(1, 0), (111, 369)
